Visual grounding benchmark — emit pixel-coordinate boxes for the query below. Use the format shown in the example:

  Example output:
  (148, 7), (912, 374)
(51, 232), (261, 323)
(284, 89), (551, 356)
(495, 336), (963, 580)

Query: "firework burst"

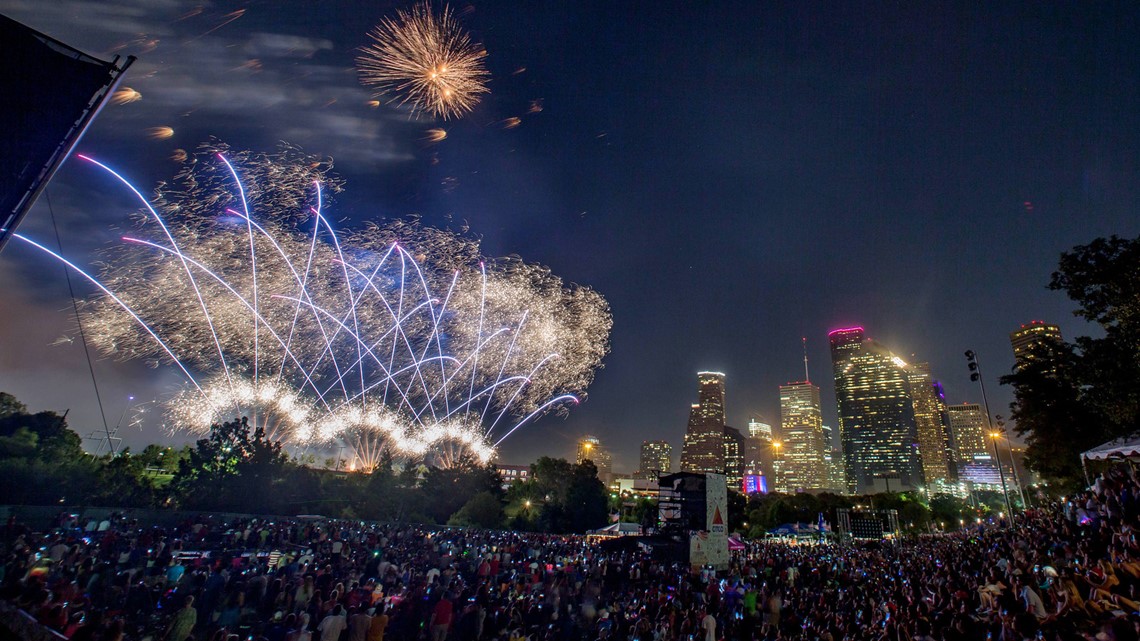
(356, 2), (490, 120)
(15, 144), (610, 465)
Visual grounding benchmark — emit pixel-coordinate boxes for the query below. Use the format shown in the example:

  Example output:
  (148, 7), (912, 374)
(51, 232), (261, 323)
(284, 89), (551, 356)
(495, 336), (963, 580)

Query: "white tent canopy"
(1083, 435), (1140, 461)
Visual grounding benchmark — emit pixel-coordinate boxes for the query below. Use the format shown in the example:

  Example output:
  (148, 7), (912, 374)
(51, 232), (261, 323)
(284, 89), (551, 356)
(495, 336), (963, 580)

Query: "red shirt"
(433, 599), (453, 626)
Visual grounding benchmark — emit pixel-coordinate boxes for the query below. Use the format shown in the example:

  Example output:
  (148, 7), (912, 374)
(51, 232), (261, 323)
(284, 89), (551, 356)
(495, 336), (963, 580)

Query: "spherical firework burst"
(356, 2), (490, 120)
(22, 144), (610, 466)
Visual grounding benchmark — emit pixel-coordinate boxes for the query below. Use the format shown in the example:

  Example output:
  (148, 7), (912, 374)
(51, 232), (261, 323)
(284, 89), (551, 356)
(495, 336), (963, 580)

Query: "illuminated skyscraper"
(747, 417), (773, 439)
(723, 426), (745, 489)
(743, 435), (774, 492)
(779, 380), (827, 491)
(946, 404), (987, 460)
(821, 424), (847, 492)
(1010, 321), (1063, 367)
(638, 440), (673, 479)
(829, 327), (922, 494)
(680, 371), (727, 474)
(947, 403), (999, 487)
(576, 434), (613, 481)
(908, 362), (954, 487)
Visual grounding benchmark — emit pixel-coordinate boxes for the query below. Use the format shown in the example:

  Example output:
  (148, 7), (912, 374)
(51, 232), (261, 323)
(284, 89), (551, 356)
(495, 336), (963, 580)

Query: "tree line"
(0, 397), (610, 533)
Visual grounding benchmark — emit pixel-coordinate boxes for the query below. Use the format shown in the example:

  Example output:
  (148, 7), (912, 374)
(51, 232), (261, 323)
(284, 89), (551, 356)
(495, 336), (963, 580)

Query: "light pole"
(991, 418), (1029, 509)
(772, 441), (783, 493)
(965, 349), (1013, 520)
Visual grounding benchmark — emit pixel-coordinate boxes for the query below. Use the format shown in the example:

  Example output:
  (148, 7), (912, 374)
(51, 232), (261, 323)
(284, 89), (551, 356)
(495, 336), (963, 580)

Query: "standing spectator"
(700, 609), (716, 641)
(430, 595), (453, 641)
(366, 607), (389, 641)
(348, 607), (371, 641)
(165, 596), (198, 641)
(318, 605), (347, 641)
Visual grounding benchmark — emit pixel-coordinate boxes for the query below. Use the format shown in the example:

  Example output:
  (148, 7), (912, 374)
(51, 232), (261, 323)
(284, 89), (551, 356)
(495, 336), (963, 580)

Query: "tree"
(448, 491), (504, 529)
(727, 490), (747, 532)
(0, 392), (27, 419)
(0, 394), (101, 506)
(0, 406), (84, 462)
(507, 457), (607, 533)
(1001, 234), (1140, 488)
(93, 449), (159, 507)
(563, 460), (608, 532)
(929, 494), (968, 527)
(420, 456), (503, 524)
(169, 417), (292, 512)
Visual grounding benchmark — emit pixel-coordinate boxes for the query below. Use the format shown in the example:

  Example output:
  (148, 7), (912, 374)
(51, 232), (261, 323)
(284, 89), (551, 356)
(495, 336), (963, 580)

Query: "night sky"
(1, 1), (1138, 471)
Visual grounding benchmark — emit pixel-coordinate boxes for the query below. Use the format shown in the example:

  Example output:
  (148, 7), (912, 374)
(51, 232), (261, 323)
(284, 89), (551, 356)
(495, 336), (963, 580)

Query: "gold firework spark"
(356, 2), (489, 120)
(71, 144), (610, 464)
(423, 128), (447, 143)
(147, 126), (175, 140)
(111, 87), (142, 105)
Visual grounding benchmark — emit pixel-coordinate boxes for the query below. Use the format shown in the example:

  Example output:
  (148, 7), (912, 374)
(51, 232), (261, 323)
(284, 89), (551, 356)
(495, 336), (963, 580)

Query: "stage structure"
(0, 13), (134, 253)
(658, 471), (729, 570)
(836, 507), (901, 540)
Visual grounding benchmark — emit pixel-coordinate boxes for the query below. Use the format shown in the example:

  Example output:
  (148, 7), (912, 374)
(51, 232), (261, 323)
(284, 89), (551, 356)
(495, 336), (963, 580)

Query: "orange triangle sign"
(712, 506), (724, 525)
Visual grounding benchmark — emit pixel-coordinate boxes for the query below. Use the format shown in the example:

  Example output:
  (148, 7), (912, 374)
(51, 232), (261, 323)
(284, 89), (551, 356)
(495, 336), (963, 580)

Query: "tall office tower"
(1010, 321), (1063, 367)
(747, 417), (773, 439)
(779, 381), (827, 492)
(680, 371), (727, 473)
(821, 424), (847, 492)
(744, 435), (775, 490)
(638, 440), (673, 479)
(829, 327), (922, 494)
(931, 380), (957, 482)
(947, 403), (999, 487)
(576, 435), (613, 480)
(821, 423), (835, 450)
(908, 362), (953, 487)
(723, 426), (745, 490)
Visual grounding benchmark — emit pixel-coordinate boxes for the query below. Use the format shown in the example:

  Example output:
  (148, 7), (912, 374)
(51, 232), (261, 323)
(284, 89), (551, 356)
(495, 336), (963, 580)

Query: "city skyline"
(1, 1), (1135, 473)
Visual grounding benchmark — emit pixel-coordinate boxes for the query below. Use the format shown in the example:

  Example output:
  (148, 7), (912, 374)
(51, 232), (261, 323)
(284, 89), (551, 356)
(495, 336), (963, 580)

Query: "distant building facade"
(829, 327), (922, 494)
(908, 362), (954, 487)
(576, 434), (613, 481)
(947, 403), (999, 488)
(1010, 321), (1063, 368)
(497, 464), (530, 489)
(637, 439), (673, 479)
(821, 424), (847, 493)
(680, 372), (727, 474)
(747, 417), (773, 439)
(779, 380), (828, 492)
(723, 426), (745, 490)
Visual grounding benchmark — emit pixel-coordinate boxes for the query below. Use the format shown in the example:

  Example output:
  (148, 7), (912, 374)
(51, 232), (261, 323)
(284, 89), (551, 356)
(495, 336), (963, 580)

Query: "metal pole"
(989, 433), (1013, 519)
(998, 428), (1029, 508)
(973, 353), (1013, 519)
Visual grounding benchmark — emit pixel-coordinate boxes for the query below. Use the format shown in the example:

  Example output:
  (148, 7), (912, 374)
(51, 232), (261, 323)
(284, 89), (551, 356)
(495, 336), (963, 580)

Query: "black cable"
(46, 188), (114, 455)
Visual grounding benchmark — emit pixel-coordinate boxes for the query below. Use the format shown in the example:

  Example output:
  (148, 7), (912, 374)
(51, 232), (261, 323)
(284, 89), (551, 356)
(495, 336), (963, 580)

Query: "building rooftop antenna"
(803, 336), (810, 383)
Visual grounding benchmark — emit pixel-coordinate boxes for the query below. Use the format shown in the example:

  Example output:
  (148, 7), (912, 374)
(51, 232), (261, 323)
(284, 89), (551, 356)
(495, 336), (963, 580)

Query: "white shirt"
(701, 614), (716, 641)
(319, 614), (347, 641)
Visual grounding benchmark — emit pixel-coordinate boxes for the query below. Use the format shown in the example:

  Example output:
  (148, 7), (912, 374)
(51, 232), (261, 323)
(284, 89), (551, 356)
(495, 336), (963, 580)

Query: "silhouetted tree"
(169, 417), (292, 512)
(1002, 235), (1140, 488)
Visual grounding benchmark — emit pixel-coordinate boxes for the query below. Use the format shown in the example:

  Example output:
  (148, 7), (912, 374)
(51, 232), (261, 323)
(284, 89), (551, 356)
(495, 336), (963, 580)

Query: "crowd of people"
(4, 467), (1140, 641)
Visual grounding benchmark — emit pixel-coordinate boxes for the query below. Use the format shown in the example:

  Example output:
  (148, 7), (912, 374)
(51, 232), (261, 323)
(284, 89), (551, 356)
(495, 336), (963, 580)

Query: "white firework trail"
(12, 144), (611, 465)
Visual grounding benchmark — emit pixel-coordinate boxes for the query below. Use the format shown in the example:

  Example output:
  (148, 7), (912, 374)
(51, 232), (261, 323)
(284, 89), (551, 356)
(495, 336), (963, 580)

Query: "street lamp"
(772, 441), (783, 492)
(993, 416), (1030, 509)
(965, 349), (1013, 520)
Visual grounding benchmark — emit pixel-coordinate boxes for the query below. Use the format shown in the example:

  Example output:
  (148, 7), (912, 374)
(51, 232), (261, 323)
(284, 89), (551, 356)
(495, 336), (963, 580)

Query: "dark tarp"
(0, 14), (119, 248)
